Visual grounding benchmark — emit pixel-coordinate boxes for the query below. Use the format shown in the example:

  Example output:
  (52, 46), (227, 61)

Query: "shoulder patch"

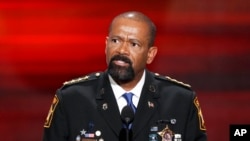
(44, 95), (59, 128)
(194, 97), (206, 130)
(63, 72), (102, 86)
(154, 73), (191, 88)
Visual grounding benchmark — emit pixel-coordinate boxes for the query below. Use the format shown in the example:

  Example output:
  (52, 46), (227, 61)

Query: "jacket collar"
(132, 70), (160, 137)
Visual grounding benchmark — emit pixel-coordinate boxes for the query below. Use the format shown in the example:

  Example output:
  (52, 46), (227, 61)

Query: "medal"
(158, 125), (174, 141)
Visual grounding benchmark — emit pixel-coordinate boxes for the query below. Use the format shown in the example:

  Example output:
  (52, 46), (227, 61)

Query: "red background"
(0, 0), (250, 141)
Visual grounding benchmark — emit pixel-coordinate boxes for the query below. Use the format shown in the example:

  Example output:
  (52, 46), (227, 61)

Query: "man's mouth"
(110, 55), (132, 67)
(113, 60), (129, 67)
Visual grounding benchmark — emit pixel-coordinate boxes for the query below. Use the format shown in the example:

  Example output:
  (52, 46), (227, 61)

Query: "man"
(43, 11), (207, 141)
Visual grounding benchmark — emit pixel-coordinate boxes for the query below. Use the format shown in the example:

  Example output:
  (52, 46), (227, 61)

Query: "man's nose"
(118, 41), (129, 55)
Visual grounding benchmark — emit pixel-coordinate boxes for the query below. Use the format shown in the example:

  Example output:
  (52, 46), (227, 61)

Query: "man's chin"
(108, 62), (135, 83)
(109, 69), (134, 83)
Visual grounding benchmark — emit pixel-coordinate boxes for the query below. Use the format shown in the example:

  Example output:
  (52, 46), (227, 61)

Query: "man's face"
(105, 17), (157, 83)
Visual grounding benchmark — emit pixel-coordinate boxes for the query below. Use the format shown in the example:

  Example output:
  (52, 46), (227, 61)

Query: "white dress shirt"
(108, 70), (146, 113)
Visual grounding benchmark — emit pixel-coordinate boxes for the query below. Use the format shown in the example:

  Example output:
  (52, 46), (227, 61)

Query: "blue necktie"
(123, 92), (136, 113)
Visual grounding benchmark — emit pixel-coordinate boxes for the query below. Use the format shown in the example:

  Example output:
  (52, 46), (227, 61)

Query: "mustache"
(110, 55), (132, 65)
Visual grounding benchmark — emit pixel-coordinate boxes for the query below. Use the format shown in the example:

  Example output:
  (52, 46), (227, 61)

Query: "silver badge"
(158, 125), (174, 141)
(102, 103), (108, 110)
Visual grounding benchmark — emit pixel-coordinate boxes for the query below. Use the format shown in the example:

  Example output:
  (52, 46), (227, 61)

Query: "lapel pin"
(95, 130), (101, 137)
(102, 103), (108, 110)
(80, 129), (86, 135)
(149, 85), (156, 92)
(148, 101), (154, 108)
(75, 135), (81, 141)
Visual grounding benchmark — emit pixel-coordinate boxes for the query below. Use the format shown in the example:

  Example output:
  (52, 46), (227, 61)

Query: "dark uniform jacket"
(43, 70), (207, 141)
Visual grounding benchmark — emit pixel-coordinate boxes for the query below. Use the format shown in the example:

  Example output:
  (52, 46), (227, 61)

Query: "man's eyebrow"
(129, 38), (141, 43)
(109, 35), (122, 39)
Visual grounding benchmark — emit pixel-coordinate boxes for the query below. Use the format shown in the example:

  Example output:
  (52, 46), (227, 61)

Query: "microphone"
(120, 105), (134, 141)
(121, 105), (135, 127)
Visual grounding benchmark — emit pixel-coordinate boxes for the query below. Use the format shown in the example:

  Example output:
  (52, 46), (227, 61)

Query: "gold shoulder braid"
(63, 72), (101, 86)
(154, 73), (191, 88)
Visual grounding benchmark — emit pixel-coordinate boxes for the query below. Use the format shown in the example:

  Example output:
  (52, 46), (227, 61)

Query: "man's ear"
(146, 46), (158, 64)
(105, 36), (109, 55)
(105, 36), (109, 44)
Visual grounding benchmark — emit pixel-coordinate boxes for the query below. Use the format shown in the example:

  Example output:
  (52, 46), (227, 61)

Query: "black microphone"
(120, 105), (134, 141)
(121, 105), (135, 127)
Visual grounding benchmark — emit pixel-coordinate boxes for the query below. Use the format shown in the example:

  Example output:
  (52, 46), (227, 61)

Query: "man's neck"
(115, 70), (145, 91)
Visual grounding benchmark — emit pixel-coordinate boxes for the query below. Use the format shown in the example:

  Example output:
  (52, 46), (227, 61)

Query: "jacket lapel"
(132, 71), (160, 137)
(95, 72), (122, 136)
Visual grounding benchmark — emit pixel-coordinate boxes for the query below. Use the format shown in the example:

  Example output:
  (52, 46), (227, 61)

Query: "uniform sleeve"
(42, 91), (69, 141)
(184, 93), (207, 141)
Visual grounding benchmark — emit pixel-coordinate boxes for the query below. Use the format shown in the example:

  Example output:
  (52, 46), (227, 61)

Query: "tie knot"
(122, 92), (134, 106)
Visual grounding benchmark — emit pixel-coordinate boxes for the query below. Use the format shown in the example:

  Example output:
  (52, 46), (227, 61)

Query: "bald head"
(109, 11), (156, 47)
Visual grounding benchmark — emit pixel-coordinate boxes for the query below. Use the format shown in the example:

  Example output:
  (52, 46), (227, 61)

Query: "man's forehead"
(110, 21), (148, 38)
(111, 18), (148, 31)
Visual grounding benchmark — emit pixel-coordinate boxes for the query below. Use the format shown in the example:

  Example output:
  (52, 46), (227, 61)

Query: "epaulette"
(154, 73), (191, 88)
(63, 72), (102, 86)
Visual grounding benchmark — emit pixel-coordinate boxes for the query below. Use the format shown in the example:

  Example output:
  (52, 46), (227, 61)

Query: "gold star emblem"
(158, 125), (174, 141)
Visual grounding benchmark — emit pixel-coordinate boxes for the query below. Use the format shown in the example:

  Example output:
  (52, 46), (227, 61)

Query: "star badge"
(80, 129), (86, 135)
(158, 125), (174, 141)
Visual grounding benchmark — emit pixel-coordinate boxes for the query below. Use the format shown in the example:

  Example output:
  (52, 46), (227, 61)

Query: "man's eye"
(111, 39), (119, 43)
(131, 42), (140, 47)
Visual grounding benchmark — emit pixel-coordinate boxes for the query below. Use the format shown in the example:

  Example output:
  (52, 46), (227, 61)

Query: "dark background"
(0, 0), (250, 141)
